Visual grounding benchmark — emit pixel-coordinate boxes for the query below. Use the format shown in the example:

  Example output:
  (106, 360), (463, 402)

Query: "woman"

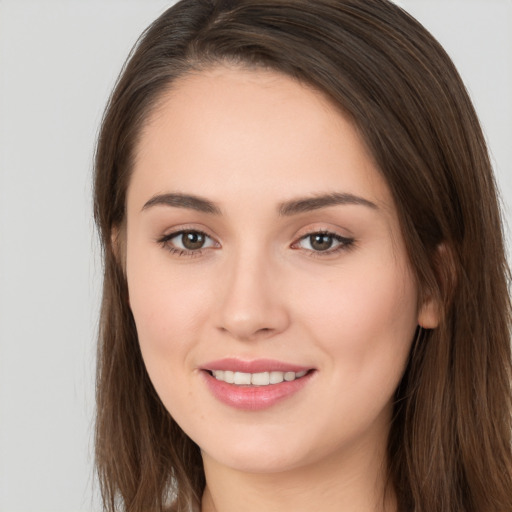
(93, 1), (512, 511)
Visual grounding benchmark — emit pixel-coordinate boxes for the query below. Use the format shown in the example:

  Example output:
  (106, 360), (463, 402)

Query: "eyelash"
(157, 229), (355, 258)
(157, 229), (216, 258)
(292, 231), (355, 257)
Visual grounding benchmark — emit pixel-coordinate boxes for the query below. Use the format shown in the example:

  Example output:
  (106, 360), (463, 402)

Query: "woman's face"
(125, 66), (436, 474)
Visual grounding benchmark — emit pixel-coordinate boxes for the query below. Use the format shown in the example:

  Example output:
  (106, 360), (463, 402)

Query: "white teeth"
(269, 371), (284, 384)
(251, 372), (270, 386)
(234, 372), (252, 385)
(211, 369), (308, 386)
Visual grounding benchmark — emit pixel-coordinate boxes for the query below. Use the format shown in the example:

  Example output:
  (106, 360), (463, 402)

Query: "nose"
(215, 249), (290, 341)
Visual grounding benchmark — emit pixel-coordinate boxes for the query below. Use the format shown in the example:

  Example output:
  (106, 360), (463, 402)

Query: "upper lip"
(201, 358), (312, 374)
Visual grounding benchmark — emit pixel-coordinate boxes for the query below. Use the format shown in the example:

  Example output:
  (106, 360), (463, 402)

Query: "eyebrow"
(141, 191), (378, 216)
(278, 192), (378, 216)
(142, 193), (221, 215)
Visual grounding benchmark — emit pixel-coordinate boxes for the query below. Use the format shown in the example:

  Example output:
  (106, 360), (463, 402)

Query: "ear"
(110, 224), (126, 268)
(417, 243), (455, 329)
(111, 225), (130, 306)
(417, 296), (440, 329)
(111, 226), (120, 259)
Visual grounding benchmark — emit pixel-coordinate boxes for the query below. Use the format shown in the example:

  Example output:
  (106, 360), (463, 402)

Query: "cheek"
(298, 256), (417, 327)
(292, 256), (418, 388)
(126, 252), (215, 422)
(125, 239), (211, 375)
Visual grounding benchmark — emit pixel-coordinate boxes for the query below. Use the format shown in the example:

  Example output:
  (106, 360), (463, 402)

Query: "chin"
(198, 427), (337, 476)
(196, 428), (298, 471)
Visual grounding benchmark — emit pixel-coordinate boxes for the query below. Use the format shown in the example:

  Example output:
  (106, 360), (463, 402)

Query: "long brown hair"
(93, 1), (512, 511)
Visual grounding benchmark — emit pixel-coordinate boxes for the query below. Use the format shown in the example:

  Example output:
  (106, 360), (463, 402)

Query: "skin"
(124, 66), (438, 512)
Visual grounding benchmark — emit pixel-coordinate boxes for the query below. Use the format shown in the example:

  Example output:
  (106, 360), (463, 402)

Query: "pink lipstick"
(200, 358), (315, 411)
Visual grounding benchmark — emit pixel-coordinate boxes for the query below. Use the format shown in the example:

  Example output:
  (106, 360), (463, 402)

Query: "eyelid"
(155, 224), (354, 258)
(156, 223), (219, 242)
(156, 226), (221, 256)
(167, 231), (217, 248)
(290, 229), (355, 255)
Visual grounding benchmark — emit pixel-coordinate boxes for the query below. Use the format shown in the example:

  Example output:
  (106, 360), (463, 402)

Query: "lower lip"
(202, 371), (314, 411)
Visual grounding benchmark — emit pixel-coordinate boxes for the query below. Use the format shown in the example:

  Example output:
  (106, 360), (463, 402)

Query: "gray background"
(0, 1), (510, 511)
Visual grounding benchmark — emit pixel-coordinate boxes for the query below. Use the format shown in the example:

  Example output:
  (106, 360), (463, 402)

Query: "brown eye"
(181, 231), (206, 250)
(309, 234), (334, 251)
(293, 231), (354, 254)
(159, 229), (217, 254)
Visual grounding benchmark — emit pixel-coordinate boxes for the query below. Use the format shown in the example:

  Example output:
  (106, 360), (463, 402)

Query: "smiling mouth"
(206, 369), (311, 386)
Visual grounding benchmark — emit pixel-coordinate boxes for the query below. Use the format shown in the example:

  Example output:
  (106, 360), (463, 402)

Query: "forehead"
(129, 65), (392, 212)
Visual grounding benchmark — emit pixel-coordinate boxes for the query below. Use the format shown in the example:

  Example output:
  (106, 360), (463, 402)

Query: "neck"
(200, 436), (396, 512)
